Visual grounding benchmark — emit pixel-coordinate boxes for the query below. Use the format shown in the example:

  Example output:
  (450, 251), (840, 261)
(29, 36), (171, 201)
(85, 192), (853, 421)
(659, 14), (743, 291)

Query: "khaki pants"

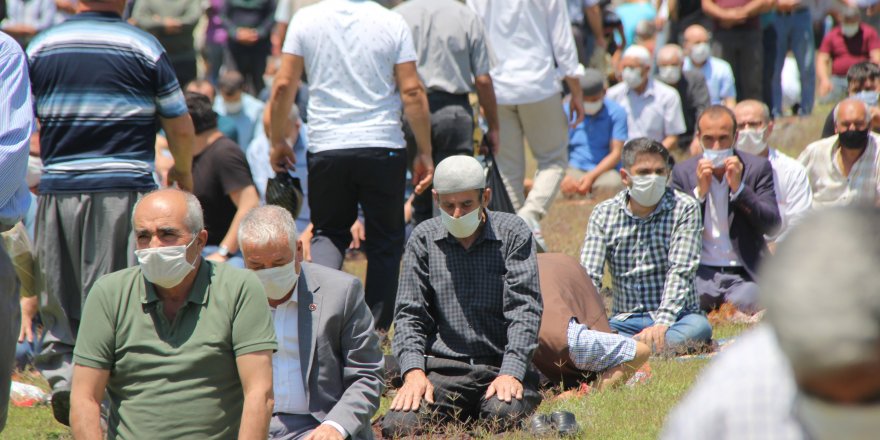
(565, 167), (625, 201)
(497, 94), (570, 224)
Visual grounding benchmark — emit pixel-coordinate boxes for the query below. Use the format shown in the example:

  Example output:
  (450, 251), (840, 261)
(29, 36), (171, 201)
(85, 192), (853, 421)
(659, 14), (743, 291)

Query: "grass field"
(1, 107), (828, 439)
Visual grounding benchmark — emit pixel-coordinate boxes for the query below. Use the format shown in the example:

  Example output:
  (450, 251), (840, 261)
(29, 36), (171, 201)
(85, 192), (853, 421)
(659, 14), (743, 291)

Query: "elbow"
(474, 74), (493, 90)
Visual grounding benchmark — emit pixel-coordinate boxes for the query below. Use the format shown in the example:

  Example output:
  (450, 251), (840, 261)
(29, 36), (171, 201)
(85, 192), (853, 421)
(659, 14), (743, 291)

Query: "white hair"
(658, 44), (684, 63)
(131, 189), (204, 234)
(622, 45), (652, 67)
(238, 205), (299, 252)
(833, 98), (872, 125)
(761, 208), (880, 375)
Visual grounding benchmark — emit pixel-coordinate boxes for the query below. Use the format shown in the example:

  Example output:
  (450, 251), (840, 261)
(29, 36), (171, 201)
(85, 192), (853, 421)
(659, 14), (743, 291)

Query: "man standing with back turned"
(269, 0), (433, 331)
(26, 0), (195, 425)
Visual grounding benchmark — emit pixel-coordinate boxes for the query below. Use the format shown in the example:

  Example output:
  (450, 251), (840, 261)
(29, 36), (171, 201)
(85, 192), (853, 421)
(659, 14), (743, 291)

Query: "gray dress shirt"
(394, 0), (492, 94)
(393, 210), (543, 380)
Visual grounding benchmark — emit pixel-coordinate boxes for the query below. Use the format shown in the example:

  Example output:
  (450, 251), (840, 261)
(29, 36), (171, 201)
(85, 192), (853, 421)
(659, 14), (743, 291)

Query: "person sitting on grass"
(381, 155), (543, 437)
(581, 138), (712, 354)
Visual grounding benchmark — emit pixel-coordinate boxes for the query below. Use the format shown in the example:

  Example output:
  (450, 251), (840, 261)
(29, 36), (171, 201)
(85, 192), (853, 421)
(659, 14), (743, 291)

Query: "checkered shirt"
(393, 210), (543, 381)
(580, 188), (703, 327)
(566, 319), (637, 372)
(661, 325), (806, 439)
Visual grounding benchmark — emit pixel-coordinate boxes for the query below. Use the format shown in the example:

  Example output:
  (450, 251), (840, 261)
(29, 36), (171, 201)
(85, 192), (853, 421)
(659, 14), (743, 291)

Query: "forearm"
(474, 75), (499, 131)
(585, 5), (604, 40)
(871, 50), (880, 65)
(269, 58), (301, 146)
(401, 88), (432, 156)
(741, 0), (772, 16)
(221, 188), (260, 253)
(70, 397), (104, 439)
(591, 144), (623, 176)
(163, 116), (196, 176)
(723, 97), (737, 109)
(700, 0), (728, 19)
(816, 53), (831, 81)
(238, 391), (273, 440)
(662, 135), (679, 150)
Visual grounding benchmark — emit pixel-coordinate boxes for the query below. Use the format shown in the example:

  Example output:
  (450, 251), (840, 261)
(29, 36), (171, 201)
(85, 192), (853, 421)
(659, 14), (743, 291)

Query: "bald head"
(683, 25), (710, 47)
(834, 98), (871, 129)
(132, 189), (205, 239)
(734, 100), (771, 124)
(657, 44), (684, 65)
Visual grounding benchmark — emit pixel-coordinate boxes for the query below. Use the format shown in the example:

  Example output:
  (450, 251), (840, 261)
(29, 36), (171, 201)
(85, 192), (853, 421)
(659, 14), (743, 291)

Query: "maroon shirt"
(819, 24), (880, 76)
(710, 0), (760, 30)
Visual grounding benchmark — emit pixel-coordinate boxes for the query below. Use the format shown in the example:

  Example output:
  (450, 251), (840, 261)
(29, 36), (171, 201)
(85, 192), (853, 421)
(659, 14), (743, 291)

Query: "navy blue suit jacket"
(671, 151), (781, 279)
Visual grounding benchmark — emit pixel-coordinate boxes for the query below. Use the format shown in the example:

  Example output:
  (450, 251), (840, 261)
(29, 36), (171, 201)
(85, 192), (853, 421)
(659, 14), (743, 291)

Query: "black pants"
(307, 147), (406, 330)
(713, 27), (763, 101)
(170, 55), (198, 90)
(228, 39), (270, 95)
(381, 356), (542, 437)
(404, 92), (474, 225)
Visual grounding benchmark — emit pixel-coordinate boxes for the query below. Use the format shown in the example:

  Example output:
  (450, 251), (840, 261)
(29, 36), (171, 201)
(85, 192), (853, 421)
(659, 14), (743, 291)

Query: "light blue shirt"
(214, 93), (265, 153)
(684, 56), (737, 105)
(0, 33), (34, 226)
(1, 0), (56, 31)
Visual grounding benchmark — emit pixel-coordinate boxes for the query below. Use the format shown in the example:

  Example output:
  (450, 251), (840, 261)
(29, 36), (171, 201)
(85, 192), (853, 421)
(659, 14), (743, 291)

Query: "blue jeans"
(772, 9), (815, 116)
(15, 319), (42, 370)
(609, 312), (712, 348)
(202, 245), (245, 269)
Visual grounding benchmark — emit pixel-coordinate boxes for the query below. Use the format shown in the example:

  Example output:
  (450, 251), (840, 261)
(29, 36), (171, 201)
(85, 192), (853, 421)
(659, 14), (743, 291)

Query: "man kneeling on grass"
(381, 156), (543, 437)
(580, 138), (712, 353)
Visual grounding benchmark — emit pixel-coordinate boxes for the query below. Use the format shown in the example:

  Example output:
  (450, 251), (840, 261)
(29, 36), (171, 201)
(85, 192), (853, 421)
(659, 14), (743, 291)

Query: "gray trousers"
(34, 192), (142, 391)
(268, 413), (320, 440)
(0, 243), (21, 432)
(695, 265), (759, 314)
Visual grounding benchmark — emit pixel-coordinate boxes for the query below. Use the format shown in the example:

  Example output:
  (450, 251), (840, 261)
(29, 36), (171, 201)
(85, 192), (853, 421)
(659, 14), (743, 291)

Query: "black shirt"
(192, 136), (254, 246)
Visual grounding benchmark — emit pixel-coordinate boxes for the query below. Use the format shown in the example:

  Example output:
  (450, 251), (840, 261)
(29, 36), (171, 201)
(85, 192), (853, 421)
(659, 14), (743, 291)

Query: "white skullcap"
(433, 155), (485, 194)
(622, 45), (652, 67)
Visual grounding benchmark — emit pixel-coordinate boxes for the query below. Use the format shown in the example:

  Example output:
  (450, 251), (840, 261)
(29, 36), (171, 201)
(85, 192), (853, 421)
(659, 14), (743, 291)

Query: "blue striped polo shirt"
(27, 12), (188, 194)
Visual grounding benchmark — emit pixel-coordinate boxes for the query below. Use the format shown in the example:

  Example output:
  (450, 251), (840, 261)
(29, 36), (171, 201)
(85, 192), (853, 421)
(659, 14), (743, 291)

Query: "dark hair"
(697, 105), (738, 136)
(847, 62), (880, 86)
(621, 137), (670, 169)
(184, 92), (219, 135)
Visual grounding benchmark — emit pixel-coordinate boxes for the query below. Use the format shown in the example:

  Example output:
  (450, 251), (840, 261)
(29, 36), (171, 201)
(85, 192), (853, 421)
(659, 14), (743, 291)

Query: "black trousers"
(381, 356), (542, 437)
(307, 147), (406, 330)
(713, 27), (763, 101)
(404, 92), (475, 225)
(228, 39), (270, 95)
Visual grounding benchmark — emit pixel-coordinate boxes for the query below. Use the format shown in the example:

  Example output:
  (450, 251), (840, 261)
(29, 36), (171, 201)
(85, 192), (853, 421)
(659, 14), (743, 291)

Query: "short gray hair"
(131, 189), (204, 234)
(238, 205), (299, 252)
(737, 99), (771, 123)
(657, 44), (684, 63)
(761, 208), (880, 375)
(833, 98), (872, 125)
(635, 19), (656, 42)
(621, 137), (670, 169)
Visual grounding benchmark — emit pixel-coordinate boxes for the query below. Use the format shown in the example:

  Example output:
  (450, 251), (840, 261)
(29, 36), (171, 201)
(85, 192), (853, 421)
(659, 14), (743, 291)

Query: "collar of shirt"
(431, 209), (502, 246)
(615, 188), (675, 221)
(627, 78), (657, 98)
(69, 11), (124, 22)
(141, 259), (211, 305)
(831, 134), (877, 176)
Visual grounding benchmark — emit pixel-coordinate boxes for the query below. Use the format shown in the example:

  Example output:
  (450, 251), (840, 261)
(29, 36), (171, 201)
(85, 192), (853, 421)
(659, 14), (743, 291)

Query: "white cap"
(622, 45), (652, 67)
(433, 155), (485, 194)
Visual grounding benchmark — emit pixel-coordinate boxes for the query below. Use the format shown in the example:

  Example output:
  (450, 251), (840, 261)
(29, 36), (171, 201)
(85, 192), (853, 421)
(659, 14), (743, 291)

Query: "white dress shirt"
(700, 176), (742, 267)
(606, 78), (686, 143)
(271, 288), (346, 437)
(767, 148), (812, 242)
(798, 133), (880, 209)
(467, 0), (579, 105)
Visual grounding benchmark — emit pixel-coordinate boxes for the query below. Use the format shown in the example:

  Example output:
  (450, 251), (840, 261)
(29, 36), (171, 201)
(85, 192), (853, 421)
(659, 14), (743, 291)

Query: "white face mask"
(702, 146), (734, 168)
(135, 236), (198, 289)
(254, 260), (299, 301)
(658, 65), (682, 85)
(690, 42), (711, 65)
(440, 206), (482, 238)
(842, 23), (860, 38)
(735, 127), (768, 155)
(626, 171), (668, 207)
(622, 67), (644, 89)
(796, 393), (880, 440)
(224, 99), (243, 115)
(583, 99), (604, 115)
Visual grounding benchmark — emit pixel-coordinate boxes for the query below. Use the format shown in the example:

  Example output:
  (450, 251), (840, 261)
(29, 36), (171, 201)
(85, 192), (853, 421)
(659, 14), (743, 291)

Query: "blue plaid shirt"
(580, 188), (703, 326)
(393, 210), (543, 380)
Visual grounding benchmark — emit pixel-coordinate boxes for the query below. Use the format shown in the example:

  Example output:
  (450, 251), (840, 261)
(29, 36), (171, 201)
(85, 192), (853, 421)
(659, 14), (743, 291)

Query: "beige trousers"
(565, 167), (626, 201)
(497, 94), (570, 224)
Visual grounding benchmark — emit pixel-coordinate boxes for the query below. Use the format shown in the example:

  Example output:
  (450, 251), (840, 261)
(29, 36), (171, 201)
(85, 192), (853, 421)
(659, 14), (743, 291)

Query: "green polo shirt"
(73, 260), (277, 439)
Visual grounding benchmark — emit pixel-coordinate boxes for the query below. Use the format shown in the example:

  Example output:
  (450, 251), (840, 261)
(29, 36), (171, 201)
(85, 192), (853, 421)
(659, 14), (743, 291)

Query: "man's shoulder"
(95, 265), (144, 290)
(487, 210), (530, 235)
(683, 68), (706, 83)
(604, 99), (626, 117)
(769, 149), (808, 175)
(606, 82), (626, 97)
(670, 188), (700, 211)
(302, 261), (359, 288)
(673, 154), (701, 175)
(593, 192), (625, 216)
(709, 57), (734, 74)
(29, 17), (164, 59)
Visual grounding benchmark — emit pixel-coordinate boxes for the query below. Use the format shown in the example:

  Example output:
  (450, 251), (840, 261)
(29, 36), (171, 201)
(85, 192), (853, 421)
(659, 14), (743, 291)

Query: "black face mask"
(839, 128), (870, 150)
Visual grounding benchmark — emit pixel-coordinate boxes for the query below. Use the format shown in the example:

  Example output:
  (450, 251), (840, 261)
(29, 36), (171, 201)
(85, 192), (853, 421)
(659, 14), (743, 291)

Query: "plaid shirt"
(580, 188), (702, 326)
(393, 210), (543, 380)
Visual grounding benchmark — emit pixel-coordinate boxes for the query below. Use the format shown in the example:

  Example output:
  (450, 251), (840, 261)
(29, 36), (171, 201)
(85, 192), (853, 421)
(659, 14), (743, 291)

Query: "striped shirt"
(0, 32), (34, 226)
(580, 188), (703, 327)
(27, 11), (188, 194)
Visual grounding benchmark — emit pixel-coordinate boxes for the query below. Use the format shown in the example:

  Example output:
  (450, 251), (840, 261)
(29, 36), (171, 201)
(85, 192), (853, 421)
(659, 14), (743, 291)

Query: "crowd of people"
(2, 0), (880, 439)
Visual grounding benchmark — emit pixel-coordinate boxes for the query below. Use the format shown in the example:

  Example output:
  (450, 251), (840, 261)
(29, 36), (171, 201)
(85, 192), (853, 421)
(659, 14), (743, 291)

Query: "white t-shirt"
(282, 0), (417, 153)
(274, 0), (323, 23)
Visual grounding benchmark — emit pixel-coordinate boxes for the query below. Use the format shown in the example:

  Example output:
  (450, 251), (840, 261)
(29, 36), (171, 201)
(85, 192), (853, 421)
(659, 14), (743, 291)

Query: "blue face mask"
(854, 90), (879, 107)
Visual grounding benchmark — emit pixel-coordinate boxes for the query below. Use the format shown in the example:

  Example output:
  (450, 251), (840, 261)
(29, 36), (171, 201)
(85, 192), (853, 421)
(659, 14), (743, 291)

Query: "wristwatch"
(218, 245), (230, 258)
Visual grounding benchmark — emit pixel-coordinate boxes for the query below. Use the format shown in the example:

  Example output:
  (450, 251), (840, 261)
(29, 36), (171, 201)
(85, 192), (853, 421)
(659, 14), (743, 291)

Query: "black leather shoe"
(551, 411), (579, 436)
(51, 388), (71, 426)
(524, 413), (555, 436)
